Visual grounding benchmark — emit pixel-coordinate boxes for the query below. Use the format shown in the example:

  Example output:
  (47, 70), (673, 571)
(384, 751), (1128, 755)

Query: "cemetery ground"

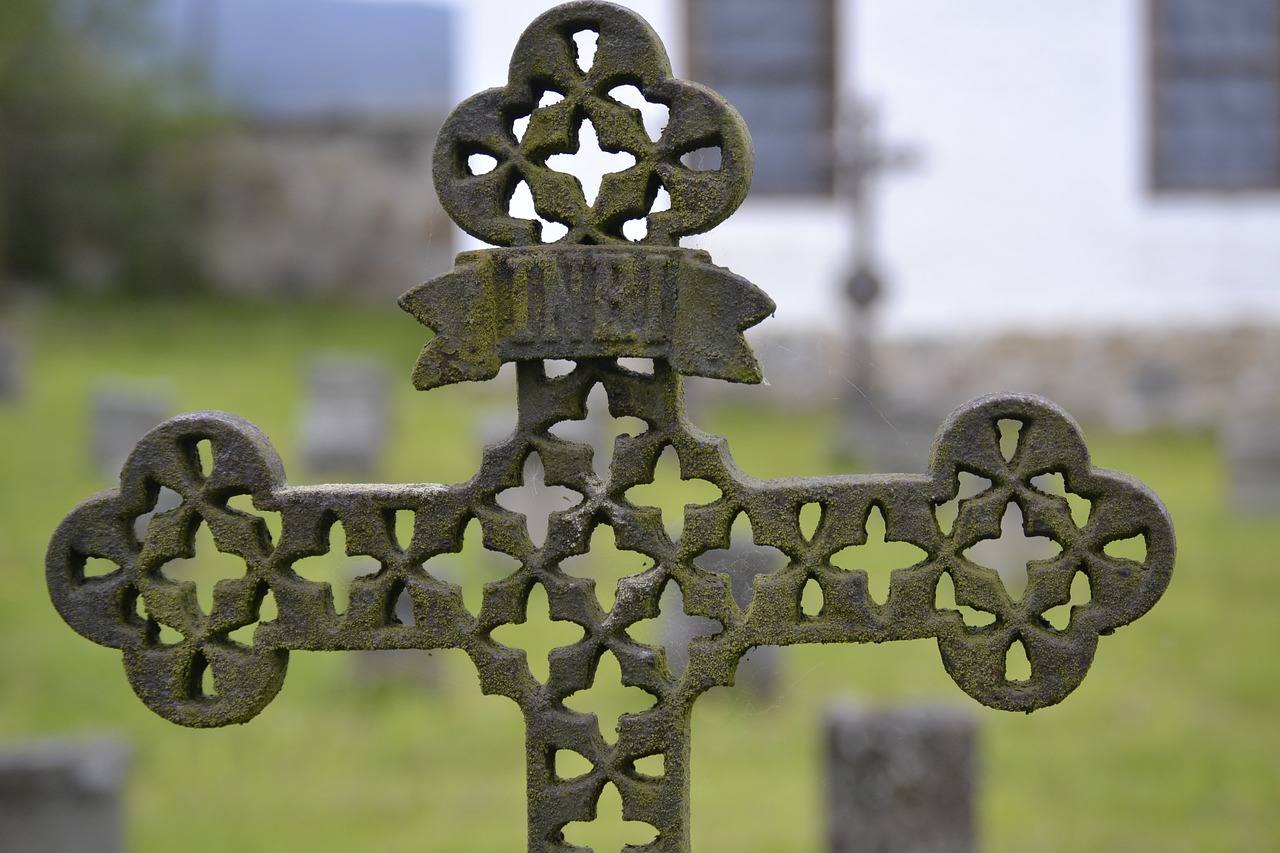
(0, 297), (1276, 852)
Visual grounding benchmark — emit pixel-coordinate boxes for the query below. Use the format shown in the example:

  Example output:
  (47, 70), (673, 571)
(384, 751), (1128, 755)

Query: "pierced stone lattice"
(47, 4), (1175, 851)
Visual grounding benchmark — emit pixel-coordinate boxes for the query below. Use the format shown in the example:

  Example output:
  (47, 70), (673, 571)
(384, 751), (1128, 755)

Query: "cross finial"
(434, 1), (753, 248)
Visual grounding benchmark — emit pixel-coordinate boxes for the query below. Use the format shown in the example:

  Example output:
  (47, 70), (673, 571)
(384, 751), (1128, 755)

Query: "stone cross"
(46, 3), (1176, 851)
(836, 97), (918, 305)
(833, 98), (921, 464)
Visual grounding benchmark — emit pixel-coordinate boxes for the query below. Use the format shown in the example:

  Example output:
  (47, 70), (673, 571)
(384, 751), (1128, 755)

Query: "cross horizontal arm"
(48, 370), (1172, 727)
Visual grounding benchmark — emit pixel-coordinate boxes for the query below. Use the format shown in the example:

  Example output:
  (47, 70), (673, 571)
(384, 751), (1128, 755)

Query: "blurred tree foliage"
(0, 0), (228, 296)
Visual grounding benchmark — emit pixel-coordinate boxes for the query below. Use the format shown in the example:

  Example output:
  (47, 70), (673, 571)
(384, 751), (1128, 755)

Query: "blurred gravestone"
(0, 738), (130, 853)
(1223, 413), (1280, 511)
(687, 0), (835, 194)
(1111, 361), (1183, 432)
(0, 330), (23, 401)
(92, 386), (171, 479)
(826, 704), (976, 853)
(666, 544), (784, 697)
(972, 500), (1061, 598)
(300, 356), (390, 476)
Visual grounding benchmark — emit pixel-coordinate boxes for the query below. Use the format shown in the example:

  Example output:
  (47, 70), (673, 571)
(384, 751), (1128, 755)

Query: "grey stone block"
(92, 387), (170, 479)
(0, 738), (130, 853)
(1223, 414), (1280, 512)
(826, 704), (976, 853)
(300, 356), (390, 476)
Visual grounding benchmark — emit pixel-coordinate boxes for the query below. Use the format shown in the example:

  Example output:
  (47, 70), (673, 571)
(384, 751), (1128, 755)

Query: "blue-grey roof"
(155, 0), (453, 120)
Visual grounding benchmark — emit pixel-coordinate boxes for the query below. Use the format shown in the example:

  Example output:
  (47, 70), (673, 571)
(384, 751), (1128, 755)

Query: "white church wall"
(855, 0), (1280, 339)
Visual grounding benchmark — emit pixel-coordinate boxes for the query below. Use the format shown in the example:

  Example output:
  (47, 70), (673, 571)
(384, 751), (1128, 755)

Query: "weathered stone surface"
(45, 4), (1176, 850)
(208, 117), (455, 300)
(873, 326), (1280, 433)
(700, 326), (1280, 437)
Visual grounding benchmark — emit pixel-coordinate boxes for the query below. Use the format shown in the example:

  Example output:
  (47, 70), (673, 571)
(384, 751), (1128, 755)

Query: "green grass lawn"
(1, 297), (1276, 851)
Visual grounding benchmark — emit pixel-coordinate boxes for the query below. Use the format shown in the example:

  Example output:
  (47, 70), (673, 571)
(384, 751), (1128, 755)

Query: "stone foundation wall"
(883, 326), (1280, 431)
(207, 116), (454, 300)
(697, 325), (1280, 432)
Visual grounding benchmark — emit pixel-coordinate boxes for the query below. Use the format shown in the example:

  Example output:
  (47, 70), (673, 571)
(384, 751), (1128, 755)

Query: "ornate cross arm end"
(433, 1), (752, 250)
(47, 412), (290, 727)
(923, 393), (1174, 711)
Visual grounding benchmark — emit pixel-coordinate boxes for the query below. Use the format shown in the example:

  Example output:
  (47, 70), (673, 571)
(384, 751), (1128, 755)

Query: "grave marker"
(826, 704), (976, 853)
(833, 98), (920, 464)
(300, 356), (390, 476)
(47, 4), (1176, 849)
(844, 398), (947, 473)
(0, 330), (23, 402)
(0, 738), (130, 853)
(91, 386), (170, 479)
(1223, 413), (1280, 511)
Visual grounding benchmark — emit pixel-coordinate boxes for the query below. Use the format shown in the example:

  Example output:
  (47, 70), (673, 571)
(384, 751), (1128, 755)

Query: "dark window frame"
(685, 0), (838, 197)
(1147, 0), (1280, 193)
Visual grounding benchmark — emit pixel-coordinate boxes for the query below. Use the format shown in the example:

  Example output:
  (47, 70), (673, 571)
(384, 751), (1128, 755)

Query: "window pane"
(1152, 0), (1280, 190)
(688, 0), (835, 195)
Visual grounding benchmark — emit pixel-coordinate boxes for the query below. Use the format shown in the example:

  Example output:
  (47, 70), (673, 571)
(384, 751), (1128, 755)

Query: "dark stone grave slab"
(0, 738), (130, 853)
(300, 356), (390, 476)
(92, 386), (170, 479)
(826, 704), (976, 853)
(1223, 412), (1280, 511)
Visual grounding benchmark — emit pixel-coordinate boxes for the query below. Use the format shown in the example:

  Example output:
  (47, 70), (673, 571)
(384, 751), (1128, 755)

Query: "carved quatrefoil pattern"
(48, 360), (1174, 849)
(46, 3), (1177, 849)
(433, 1), (753, 247)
